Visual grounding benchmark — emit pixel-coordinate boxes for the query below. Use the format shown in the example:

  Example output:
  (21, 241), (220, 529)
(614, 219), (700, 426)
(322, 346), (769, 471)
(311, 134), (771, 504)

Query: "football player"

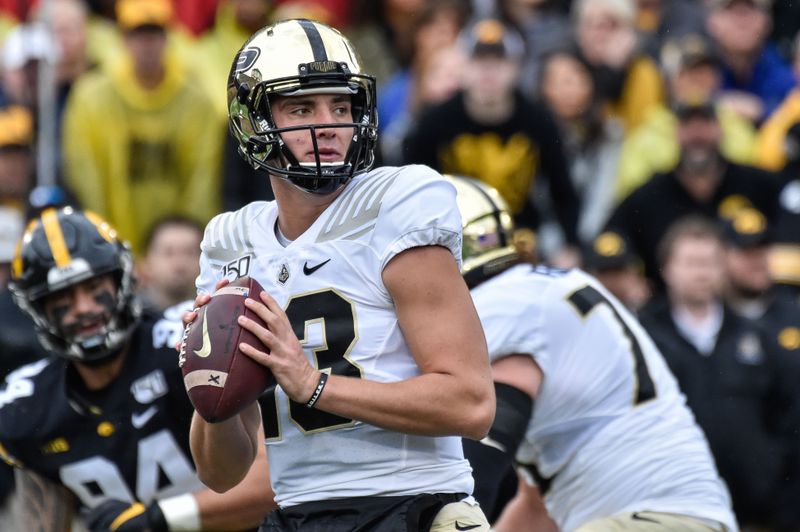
(186, 19), (495, 531)
(0, 207), (273, 531)
(451, 175), (739, 531)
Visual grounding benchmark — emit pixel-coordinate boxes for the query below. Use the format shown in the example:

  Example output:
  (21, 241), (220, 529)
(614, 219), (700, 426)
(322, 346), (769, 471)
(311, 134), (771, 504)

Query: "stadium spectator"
(605, 96), (783, 287)
(346, 0), (425, 91)
(706, 0), (796, 123)
(138, 216), (203, 313)
(0, 106), (34, 213)
(493, 0), (572, 97)
(639, 215), (794, 528)
(138, 215), (203, 312)
(537, 47), (623, 245)
(377, 0), (469, 139)
(633, 0), (707, 60)
(572, 0), (665, 131)
(62, 0), (223, 255)
(0, 207), (274, 530)
(616, 33), (757, 200)
(582, 230), (651, 312)
(404, 18), (580, 258)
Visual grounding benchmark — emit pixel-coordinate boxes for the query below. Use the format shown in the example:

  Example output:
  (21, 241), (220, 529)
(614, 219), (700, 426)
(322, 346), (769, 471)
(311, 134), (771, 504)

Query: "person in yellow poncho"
(62, 0), (222, 255)
(615, 34), (757, 201)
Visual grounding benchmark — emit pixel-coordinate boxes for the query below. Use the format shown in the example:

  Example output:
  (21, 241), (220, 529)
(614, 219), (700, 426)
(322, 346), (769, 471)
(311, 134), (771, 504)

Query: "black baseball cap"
(583, 231), (637, 271)
(460, 19), (525, 61)
(721, 208), (771, 248)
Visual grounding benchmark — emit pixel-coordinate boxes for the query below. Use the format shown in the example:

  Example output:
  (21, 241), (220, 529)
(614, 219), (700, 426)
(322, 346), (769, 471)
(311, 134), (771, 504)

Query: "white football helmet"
(228, 19), (378, 194)
(445, 175), (519, 287)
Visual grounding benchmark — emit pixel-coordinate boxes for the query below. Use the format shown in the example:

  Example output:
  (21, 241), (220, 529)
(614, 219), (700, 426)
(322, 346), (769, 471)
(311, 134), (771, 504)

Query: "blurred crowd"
(0, 0), (800, 529)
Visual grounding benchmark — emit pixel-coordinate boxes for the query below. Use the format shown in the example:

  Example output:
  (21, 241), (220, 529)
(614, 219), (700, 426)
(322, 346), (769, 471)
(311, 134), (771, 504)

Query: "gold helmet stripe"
(41, 208), (72, 268)
(84, 211), (115, 243)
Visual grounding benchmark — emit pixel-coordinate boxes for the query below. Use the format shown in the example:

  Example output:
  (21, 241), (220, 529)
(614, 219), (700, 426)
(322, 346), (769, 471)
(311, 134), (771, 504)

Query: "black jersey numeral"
(567, 285), (656, 405)
(261, 289), (362, 439)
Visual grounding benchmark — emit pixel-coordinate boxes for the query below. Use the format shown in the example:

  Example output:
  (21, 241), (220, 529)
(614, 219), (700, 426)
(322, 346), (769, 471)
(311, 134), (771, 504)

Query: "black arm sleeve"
(463, 382), (533, 518)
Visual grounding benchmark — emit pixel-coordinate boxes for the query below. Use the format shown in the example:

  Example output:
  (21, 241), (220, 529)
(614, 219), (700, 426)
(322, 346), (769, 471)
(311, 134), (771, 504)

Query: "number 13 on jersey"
(260, 288), (363, 439)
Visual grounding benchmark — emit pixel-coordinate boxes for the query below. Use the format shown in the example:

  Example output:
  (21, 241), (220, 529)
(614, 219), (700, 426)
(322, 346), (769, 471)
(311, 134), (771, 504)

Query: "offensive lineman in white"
(451, 176), (738, 532)
(185, 20), (495, 531)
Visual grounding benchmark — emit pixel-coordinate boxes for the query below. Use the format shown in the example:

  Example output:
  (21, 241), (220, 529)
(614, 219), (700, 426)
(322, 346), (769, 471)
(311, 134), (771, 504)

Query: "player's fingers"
(243, 296), (279, 327)
(258, 290), (284, 316)
(238, 314), (274, 347)
(181, 309), (198, 325)
(215, 278), (230, 291)
(239, 340), (273, 367)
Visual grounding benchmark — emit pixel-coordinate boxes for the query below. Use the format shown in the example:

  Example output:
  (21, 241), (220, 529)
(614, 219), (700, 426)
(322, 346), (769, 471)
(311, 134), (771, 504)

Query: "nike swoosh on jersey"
(454, 522), (482, 531)
(194, 311), (212, 358)
(131, 406), (158, 429)
(303, 258), (331, 275)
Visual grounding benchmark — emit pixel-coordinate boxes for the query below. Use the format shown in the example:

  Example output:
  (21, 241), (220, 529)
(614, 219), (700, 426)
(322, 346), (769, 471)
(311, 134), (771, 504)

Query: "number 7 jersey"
(196, 166), (474, 507)
(470, 265), (738, 531)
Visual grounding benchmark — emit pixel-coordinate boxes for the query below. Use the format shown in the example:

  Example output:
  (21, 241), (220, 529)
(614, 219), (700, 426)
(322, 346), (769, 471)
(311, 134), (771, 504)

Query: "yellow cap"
(116, 0), (173, 31)
(0, 106), (33, 148)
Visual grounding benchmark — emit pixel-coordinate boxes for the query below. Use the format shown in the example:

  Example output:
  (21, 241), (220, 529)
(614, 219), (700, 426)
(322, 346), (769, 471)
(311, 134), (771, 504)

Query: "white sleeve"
(473, 284), (546, 367)
(195, 216), (226, 296)
(371, 165), (463, 272)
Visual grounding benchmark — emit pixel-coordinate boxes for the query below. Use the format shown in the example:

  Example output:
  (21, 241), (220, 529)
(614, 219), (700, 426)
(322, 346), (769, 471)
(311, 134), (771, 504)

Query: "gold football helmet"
(228, 19), (378, 194)
(446, 175), (519, 287)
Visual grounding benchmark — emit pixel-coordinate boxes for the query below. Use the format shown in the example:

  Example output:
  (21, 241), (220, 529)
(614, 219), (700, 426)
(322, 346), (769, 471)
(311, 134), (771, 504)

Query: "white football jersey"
(196, 166), (474, 507)
(470, 265), (738, 531)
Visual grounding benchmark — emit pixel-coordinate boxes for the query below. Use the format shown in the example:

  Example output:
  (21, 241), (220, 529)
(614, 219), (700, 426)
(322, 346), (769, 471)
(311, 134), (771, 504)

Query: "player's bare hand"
(175, 278), (230, 352)
(237, 290), (320, 403)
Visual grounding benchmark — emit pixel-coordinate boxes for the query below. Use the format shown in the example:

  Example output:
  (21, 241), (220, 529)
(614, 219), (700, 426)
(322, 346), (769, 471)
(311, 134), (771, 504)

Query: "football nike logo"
(131, 406), (158, 429)
(194, 311), (212, 358)
(454, 522), (481, 531)
(303, 258), (331, 275)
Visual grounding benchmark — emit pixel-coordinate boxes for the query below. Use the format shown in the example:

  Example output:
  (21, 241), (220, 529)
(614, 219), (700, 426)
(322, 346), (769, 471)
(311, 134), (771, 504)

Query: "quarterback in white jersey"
(186, 19), (494, 532)
(450, 176), (738, 532)
(196, 166), (476, 506)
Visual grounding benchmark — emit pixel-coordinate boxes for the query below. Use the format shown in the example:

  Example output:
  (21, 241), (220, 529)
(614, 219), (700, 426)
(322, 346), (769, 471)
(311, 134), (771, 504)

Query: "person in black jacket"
(639, 215), (794, 529)
(605, 98), (783, 287)
(402, 18), (580, 258)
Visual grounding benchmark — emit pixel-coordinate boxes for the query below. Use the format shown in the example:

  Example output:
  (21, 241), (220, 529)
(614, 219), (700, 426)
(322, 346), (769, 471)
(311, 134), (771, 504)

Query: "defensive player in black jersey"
(0, 207), (273, 531)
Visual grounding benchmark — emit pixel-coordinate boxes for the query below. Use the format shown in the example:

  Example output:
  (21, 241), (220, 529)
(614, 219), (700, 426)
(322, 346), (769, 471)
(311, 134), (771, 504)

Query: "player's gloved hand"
(85, 499), (168, 532)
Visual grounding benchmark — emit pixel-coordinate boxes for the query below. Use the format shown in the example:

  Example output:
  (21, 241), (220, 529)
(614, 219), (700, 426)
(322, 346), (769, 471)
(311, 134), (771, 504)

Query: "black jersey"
(0, 303), (203, 510)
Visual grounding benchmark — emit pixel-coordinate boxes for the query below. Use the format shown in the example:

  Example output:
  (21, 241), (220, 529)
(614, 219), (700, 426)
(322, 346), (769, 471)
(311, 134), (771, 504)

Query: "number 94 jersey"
(470, 265), (737, 531)
(0, 305), (204, 510)
(196, 165), (474, 508)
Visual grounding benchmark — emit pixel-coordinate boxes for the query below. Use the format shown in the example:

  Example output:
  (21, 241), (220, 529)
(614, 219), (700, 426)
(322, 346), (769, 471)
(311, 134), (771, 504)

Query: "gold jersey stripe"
(41, 208), (71, 268)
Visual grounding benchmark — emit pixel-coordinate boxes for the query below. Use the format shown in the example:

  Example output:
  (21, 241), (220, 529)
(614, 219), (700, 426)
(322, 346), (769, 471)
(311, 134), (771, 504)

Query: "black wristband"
(305, 372), (328, 408)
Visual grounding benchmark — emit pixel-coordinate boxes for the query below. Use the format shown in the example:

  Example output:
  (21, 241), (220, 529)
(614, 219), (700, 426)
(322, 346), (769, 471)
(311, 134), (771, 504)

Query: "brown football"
(179, 276), (275, 423)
